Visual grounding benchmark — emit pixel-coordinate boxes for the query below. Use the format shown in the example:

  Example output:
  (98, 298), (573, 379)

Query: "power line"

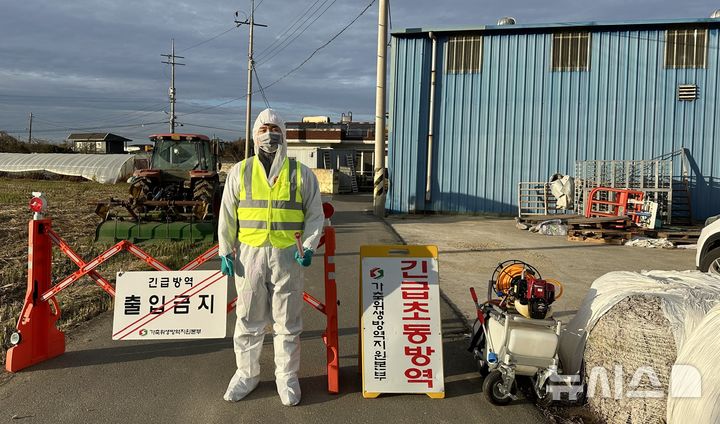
(30, 102), (169, 128)
(89, 104), (168, 126)
(388, 0), (392, 30)
(254, 0), (324, 59)
(179, 25), (240, 53)
(255, 0), (337, 63)
(260, 0), (376, 89)
(177, 96), (245, 117)
(1, 121), (169, 134)
(178, 0), (375, 117)
(253, 65), (271, 108)
(256, 0), (340, 65)
(255, 0), (339, 64)
(0, 94), (163, 103)
(180, 122), (243, 132)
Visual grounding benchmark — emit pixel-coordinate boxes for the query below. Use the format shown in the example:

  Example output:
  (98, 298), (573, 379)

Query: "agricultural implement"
(94, 133), (222, 242)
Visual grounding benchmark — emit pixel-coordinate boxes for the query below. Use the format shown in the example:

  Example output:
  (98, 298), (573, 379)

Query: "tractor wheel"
(129, 177), (152, 200)
(129, 177), (152, 213)
(192, 179), (216, 220)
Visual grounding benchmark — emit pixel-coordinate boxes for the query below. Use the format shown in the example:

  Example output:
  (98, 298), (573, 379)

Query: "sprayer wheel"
(483, 370), (514, 406)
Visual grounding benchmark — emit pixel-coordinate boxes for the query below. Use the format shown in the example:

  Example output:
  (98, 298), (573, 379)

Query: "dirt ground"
(0, 176), (214, 366)
(386, 214), (697, 325)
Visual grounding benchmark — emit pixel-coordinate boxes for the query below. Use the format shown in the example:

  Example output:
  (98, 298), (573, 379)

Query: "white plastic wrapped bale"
(667, 303), (720, 423)
(559, 271), (720, 424)
(583, 296), (676, 423)
(0, 153), (135, 184)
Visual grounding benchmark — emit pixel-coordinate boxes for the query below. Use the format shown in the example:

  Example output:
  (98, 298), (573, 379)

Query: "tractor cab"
(143, 133), (218, 182)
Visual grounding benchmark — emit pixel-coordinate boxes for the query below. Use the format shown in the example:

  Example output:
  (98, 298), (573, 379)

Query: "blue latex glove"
(220, 254), (234, 276)
(295, 248), (313, 267)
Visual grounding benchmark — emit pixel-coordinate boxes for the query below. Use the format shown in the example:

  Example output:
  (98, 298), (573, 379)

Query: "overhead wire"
(180, 122), (243, 132)
(253, 0), (324, 59)
(0, 94), (162, 103)
(178, 96), (245, 117)
(1, 121), (169, 134)
(180, 25), (240, 53)
(178, 0), (375, 117)
(30, 101), (169, 128)
(253, 65), (271, 108)
(255, 0), (339, 64)
(260, 0), (377, 90)
(387, 0), (392, 47)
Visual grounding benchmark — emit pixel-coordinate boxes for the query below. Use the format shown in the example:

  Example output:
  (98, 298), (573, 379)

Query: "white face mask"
(256, 131), (282, 153)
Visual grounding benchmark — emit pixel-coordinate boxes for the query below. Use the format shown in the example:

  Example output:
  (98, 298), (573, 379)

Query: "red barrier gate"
(6, 196), (339, 394)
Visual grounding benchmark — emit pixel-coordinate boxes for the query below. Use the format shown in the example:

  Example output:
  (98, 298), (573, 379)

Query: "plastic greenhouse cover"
(558, 270), (720, 423)
(0, 153), (136, 184)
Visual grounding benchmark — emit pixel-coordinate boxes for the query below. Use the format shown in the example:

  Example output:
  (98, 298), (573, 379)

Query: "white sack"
(550, 174), (574, 210)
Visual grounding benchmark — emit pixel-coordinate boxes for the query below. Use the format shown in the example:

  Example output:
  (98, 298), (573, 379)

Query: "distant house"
(286, 117), (383, 192)
(67, 133), (131, 154)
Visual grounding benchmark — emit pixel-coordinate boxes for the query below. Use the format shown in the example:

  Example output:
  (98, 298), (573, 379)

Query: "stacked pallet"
(565, 217), (633, 245)
(518, 215), (702, 245)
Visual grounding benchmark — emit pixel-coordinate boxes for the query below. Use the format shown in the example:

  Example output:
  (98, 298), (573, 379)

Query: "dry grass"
(0, 177), (213, 366)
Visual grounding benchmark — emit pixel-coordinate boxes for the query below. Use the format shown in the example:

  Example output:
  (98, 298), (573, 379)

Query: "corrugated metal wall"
(388, 27), (720, 218)
(387, 37), (431, 213)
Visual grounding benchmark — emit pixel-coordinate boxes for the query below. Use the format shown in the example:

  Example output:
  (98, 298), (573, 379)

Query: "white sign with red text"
(112, 270), (227, 340)
(360, 245), (444, 398)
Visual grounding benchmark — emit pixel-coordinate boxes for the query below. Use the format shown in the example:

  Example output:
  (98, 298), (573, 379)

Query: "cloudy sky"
(0, 0), (717, 143)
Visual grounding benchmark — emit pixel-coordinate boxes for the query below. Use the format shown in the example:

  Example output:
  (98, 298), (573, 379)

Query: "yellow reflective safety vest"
(236, 156), (304, 248)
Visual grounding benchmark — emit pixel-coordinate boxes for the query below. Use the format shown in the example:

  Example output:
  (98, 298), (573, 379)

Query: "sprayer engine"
(511, 274), (556, 319)
(489, 260), (562, 319)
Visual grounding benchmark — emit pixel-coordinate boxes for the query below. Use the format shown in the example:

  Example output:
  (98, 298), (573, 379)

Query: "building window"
(552, 32), (590, 71)
(446, 35), (482, 73)
(665, 29), (707, 69)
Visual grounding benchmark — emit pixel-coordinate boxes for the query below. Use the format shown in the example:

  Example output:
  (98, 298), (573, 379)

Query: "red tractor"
(95, 133), (223, 242)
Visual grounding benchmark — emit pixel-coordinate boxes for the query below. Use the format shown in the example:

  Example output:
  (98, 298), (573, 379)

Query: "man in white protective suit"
(218, 108), (324, 406)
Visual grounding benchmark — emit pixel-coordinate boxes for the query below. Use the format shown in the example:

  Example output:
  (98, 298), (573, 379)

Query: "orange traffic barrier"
(5, 220), (66, 372)
(6, 195), (340, 394)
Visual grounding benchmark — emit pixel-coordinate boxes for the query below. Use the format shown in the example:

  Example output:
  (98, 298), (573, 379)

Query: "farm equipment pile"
(94, 133), (222, 242)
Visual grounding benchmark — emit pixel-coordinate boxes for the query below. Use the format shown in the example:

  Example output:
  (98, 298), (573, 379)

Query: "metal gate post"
(5, 219), (66, 372)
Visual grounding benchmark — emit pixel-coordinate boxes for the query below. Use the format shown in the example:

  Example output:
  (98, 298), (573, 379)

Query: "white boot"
(223, 371), (260, 402)
(276, 376), (301, 406)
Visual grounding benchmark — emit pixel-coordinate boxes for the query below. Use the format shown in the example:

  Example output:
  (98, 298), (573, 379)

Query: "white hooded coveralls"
(218, 109), (324, 404)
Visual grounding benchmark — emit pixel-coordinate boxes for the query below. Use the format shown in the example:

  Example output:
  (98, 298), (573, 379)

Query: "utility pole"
(28, 112), (33, 143)
(235, 3), (267, 159)
(161, 39), (185, 133)
(373, 0), (388, 216)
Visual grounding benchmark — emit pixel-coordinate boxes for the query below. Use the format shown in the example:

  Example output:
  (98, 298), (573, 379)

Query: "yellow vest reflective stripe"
(236, 156), (304, 248)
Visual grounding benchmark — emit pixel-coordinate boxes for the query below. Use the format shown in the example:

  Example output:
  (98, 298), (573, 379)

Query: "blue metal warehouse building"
(387, 18), (720, 219)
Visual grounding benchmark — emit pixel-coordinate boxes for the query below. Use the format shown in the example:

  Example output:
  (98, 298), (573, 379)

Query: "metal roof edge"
(391, 17), (720, 37)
